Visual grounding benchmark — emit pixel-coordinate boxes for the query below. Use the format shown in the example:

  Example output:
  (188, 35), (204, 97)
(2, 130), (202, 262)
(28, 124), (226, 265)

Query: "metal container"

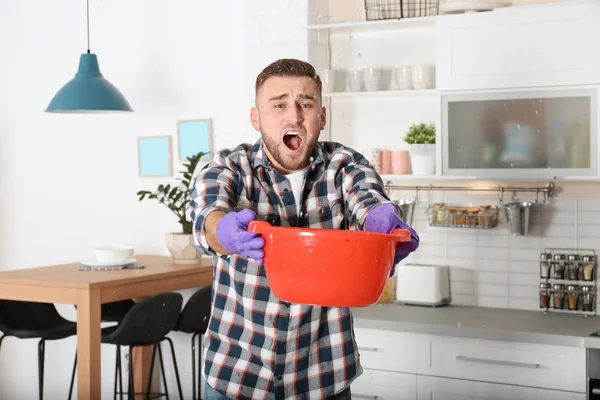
(395, 199), (416, 226)
(504, 201), (533, 236)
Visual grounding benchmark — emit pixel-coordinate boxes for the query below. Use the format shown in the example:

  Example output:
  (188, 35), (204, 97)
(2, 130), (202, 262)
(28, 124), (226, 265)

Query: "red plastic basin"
(248, 221), (411, 307)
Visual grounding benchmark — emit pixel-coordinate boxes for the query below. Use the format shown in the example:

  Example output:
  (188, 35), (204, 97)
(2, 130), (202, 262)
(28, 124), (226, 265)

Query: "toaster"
(395, 263), (451, 307)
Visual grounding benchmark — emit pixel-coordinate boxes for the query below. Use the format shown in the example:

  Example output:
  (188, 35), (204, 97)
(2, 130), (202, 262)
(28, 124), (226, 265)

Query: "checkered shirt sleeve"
(189, 140), (394, 399)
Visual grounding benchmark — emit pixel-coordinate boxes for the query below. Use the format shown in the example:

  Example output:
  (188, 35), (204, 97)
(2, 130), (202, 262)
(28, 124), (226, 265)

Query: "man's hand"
(364, 203), (419, 275)
(214, 209), (265, 264)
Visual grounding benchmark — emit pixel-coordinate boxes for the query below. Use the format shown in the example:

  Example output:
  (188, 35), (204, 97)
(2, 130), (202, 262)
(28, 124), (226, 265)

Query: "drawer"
(353, 327), (428, 373)
(353, 369), (416, 400)
(417, 375), (586, 400)
(424, 337), (586, 393)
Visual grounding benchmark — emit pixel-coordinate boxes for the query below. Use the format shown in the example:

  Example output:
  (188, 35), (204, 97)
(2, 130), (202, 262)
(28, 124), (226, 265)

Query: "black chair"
(0, 300), (77, 400)
(73, 299), (136, 323)
(173, 286), (212, 400)
(68, 293), (184, 400)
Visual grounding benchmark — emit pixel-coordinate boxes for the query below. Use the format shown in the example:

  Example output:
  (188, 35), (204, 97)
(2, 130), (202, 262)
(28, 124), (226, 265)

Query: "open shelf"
(323, 89), (437, 99)
(307, 16), (438, 33)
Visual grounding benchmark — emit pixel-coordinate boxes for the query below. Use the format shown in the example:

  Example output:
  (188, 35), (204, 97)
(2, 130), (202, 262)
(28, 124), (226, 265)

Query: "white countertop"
(351, 303), (600, 348)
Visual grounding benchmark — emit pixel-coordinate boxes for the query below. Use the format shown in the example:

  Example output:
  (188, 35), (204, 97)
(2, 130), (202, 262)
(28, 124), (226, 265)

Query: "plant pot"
(409, 144), (435, 175)
(165, 233), (202, 264)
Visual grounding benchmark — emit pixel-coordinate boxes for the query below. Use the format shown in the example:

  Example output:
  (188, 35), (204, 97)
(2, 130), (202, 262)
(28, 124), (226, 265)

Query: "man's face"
(251, 76), (326, 174)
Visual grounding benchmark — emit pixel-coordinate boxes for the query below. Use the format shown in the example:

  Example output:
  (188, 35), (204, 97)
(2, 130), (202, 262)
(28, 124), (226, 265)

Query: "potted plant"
(403, 123), (436, 175)
(137, 151), (207, 264)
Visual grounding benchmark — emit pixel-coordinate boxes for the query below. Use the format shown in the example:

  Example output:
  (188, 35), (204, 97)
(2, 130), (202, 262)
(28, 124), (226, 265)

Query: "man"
(190, 58), (419, 400)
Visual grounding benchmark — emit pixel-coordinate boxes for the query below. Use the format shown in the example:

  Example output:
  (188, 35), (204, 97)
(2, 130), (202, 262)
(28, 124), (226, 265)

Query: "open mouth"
(283, 131), (303, 152)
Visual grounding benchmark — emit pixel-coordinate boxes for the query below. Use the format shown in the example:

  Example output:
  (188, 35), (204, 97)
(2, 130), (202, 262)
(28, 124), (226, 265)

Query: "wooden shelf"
(307, 16), (438, 33)
(323, 89), (437, 99)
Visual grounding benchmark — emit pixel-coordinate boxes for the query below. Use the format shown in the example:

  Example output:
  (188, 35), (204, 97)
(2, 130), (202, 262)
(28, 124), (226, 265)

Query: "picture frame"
(177, 118), (214, 162)
(137, 136), (173, 177)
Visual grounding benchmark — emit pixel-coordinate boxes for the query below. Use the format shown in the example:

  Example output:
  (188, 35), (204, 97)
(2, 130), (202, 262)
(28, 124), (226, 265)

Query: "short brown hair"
(255, 58), (322, 100)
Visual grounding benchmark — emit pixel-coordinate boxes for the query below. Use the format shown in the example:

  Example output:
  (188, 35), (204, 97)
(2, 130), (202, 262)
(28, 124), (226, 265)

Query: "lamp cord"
(86, 0), (90, 53)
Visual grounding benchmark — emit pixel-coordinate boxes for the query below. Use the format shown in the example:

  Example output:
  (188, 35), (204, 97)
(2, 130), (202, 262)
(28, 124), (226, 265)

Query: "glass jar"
(567, 285), (579, 310)
(431, 203), (445, 225)
(479, 204), (492, 227)
(540, 253), (552, 279)
(582, 255), (596, 281)
(581, 285), (595, 312)
(445, 208), (457, 226)
(567, 254), (581, 280)
(552, 284), (565, 309)
(539, 283), (551, 309)
(551, 261), (564, 280)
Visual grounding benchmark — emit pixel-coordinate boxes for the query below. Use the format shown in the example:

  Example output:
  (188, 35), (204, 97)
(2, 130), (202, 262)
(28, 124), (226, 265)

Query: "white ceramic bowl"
(93, 246), (134, 263)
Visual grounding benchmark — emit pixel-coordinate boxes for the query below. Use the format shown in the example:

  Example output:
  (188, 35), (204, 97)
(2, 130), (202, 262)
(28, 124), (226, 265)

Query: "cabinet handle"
(358, 346), (379, 352)
(592, 388), (600, 395)
(455, 355), (540, 369)
(354, 395), (378, 400)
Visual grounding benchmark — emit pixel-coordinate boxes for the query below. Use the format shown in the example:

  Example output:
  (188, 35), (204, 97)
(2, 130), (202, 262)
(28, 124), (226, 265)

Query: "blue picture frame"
(177, 119), (213, 161)
(137, 136), (173, 177)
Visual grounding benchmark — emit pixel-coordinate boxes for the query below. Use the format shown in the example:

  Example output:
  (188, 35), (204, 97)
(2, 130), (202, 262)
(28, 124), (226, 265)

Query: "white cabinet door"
(417, 375), (586, 400)
(353, 327), (429, 374)
(422, 336), (586, 393)
(436, 1), (600, 91)
(353, 369), (417, 400)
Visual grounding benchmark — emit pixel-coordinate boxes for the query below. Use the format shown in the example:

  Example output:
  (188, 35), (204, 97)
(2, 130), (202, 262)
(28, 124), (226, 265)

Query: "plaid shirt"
(190, 139), (394, 400)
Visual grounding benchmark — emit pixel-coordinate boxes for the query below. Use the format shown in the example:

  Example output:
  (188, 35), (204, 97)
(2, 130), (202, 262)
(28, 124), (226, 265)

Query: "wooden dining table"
(0, 254), (214, 399)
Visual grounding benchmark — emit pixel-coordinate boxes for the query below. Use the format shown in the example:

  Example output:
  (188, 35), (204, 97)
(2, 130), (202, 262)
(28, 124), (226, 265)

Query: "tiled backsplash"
(397, 193), (600, 312)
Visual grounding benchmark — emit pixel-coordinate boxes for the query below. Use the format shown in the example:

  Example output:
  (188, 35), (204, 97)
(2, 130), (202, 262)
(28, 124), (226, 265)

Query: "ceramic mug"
(412, 65), (435, 90)
(362, 148), (381, 172)
(391, 150), (410, 174)
(319, 69), (337, 93)
(346, 70), (363, 92)
(380, 151), (392, 174)
(393, 66), (413, 90)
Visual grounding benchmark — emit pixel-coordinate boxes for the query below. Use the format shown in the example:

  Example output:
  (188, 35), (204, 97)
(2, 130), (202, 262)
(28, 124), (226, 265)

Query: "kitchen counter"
(351, 303), (600, 348)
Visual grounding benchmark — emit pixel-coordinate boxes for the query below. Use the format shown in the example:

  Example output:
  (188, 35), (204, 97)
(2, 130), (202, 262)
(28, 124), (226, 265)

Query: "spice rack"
(539, 248), (597, 316)
(428, 203), (499, 229)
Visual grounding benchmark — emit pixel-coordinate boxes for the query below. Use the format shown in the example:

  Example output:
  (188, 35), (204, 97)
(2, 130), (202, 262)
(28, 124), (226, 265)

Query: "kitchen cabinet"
(352, 327), (587, 397)
(353, 369), (417, 400)
(423, 335), (586, 393)
(353, 327), (428, 374)
(416, 375), (586, 400)
(436, 1), (600, 91)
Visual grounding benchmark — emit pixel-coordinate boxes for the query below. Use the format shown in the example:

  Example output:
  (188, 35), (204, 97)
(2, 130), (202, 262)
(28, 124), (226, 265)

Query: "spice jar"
(465, 208), (479, 227)
(539, 283), (551, 309)
(455, 208), (467, 226)
(567, 285), (579, 310)
(431, 203), (446, 225)
(552, 284), (565, 309)
(581, 285), (595, 312)
(445, 208), (457, 226)
(540, 253), (552, 279)
(479, 205), (492, 227)
(567, 254), (580, 280)
(551, 261), (564, 280)
(582, 255), (596, 281)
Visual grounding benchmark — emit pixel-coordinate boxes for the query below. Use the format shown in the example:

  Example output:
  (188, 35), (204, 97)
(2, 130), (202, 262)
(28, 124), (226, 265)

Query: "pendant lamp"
(45, 0), (133, 113)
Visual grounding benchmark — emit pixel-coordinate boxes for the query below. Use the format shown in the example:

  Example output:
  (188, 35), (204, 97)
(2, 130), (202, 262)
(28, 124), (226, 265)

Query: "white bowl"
(93, 246), (134, 264)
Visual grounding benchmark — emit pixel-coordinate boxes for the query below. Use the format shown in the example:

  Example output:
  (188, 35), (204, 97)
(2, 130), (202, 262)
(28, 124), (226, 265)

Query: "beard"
(261, 128), (319, 173)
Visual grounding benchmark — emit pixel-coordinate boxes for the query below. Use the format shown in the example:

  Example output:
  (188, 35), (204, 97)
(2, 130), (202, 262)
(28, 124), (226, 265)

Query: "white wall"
(0, 0), (265, 398)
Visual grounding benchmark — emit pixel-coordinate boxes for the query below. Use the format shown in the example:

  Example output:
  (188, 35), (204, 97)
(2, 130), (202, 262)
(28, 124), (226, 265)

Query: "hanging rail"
(384, 181), (555, 202)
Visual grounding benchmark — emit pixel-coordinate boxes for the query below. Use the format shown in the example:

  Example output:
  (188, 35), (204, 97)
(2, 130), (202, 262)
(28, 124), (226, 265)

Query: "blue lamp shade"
(45, 53), (133, 113)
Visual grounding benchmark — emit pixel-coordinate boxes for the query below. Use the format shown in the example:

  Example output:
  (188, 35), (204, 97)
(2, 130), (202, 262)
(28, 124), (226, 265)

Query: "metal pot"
(394, 198), (416, 226)
(504, 201), (533, 236)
